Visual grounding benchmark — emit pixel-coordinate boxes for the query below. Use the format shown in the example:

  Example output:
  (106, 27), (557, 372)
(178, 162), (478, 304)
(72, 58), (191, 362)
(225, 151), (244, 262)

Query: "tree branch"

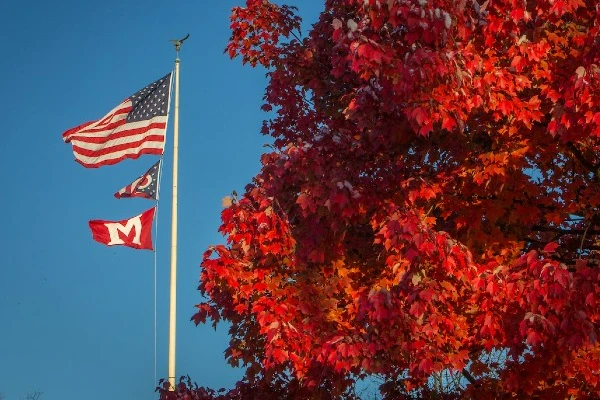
(567, 142), (599, 175)
(531, 226), (600, 235)
(462, 368), (477, 385)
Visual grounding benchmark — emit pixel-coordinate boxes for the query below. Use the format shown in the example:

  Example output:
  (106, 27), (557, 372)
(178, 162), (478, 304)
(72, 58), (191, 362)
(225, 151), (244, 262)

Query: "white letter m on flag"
(104, 216), (142, 245)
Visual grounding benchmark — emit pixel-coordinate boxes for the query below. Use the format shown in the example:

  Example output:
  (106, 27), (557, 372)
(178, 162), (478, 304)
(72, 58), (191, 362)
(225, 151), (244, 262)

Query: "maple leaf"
(418, 358), (434, 374)
(526, 330), (543, 346)
(409, 301), (426, 318)
(543, 242), (559, 253)
(295, 193), (312, 212)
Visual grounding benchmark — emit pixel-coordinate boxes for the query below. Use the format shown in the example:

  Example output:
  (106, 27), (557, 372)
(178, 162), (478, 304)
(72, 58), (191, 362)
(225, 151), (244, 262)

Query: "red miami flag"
(88, 207), (155, 250)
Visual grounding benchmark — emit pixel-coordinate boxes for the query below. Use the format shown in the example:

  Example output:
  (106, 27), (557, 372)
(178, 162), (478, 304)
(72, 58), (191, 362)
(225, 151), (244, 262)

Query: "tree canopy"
(172, 0), (600, 398)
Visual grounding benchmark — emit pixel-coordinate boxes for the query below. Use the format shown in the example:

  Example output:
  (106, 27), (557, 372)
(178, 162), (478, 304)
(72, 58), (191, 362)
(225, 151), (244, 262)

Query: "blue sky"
(0, 1), (323, 399)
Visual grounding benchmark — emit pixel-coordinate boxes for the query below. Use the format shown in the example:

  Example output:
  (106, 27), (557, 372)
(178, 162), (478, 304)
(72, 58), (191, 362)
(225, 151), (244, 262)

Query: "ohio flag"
(114, 160), (161, 200)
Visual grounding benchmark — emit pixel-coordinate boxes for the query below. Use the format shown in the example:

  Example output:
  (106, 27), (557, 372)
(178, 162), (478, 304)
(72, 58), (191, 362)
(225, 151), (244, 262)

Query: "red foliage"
(191, 0), (600, 398)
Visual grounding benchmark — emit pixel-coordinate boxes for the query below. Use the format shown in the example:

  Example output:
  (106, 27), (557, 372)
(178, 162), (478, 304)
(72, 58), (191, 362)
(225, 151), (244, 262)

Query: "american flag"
(62, 73), (172, 168)
(114, 159), (161, 200)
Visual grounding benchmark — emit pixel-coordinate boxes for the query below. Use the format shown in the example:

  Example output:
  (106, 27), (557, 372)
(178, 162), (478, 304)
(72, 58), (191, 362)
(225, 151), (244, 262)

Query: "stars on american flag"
(127, 74), (171, 123)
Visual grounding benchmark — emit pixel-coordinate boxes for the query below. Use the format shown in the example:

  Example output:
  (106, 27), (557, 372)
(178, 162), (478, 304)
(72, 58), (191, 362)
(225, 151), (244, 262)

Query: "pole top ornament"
(170, 34), (189, 57)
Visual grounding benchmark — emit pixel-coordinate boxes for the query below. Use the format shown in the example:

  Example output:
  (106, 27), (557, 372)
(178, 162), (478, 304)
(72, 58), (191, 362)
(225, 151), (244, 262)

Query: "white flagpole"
(168, 34), (188, 391)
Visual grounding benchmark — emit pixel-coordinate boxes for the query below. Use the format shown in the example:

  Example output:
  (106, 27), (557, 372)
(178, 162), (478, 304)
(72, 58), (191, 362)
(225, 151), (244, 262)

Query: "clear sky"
(0, 1), (323, 399)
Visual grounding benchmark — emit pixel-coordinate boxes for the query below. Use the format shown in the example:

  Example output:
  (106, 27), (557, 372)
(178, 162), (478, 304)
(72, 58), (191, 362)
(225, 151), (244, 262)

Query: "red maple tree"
(181, 0), (600, 398)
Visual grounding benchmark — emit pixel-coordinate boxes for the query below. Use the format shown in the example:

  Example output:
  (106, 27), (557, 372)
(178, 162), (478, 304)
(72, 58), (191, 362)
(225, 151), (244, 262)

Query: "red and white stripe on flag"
(62, 73), (172, 168)
(88, 207), (155, 250)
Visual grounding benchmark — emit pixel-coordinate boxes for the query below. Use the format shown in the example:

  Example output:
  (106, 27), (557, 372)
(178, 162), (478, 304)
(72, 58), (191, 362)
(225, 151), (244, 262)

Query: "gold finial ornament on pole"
(170, 33), (190, 59)
(168, 33), (188, 391)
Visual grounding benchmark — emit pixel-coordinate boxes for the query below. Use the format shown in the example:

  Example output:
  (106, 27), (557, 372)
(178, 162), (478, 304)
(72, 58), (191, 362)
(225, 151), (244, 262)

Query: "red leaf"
(418, 358), (434, 373)
(418, 289), (435, 302)
(543, 242), (559, 253)
(526, 330), (543, 346)
(253, 282), (268, 291)
(409, 301), (426, 317)
(586, 292), (595, 306)
(486, 280), (499, 295)
(308, 249), (325, 263)
(296, 193), (312, 211)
